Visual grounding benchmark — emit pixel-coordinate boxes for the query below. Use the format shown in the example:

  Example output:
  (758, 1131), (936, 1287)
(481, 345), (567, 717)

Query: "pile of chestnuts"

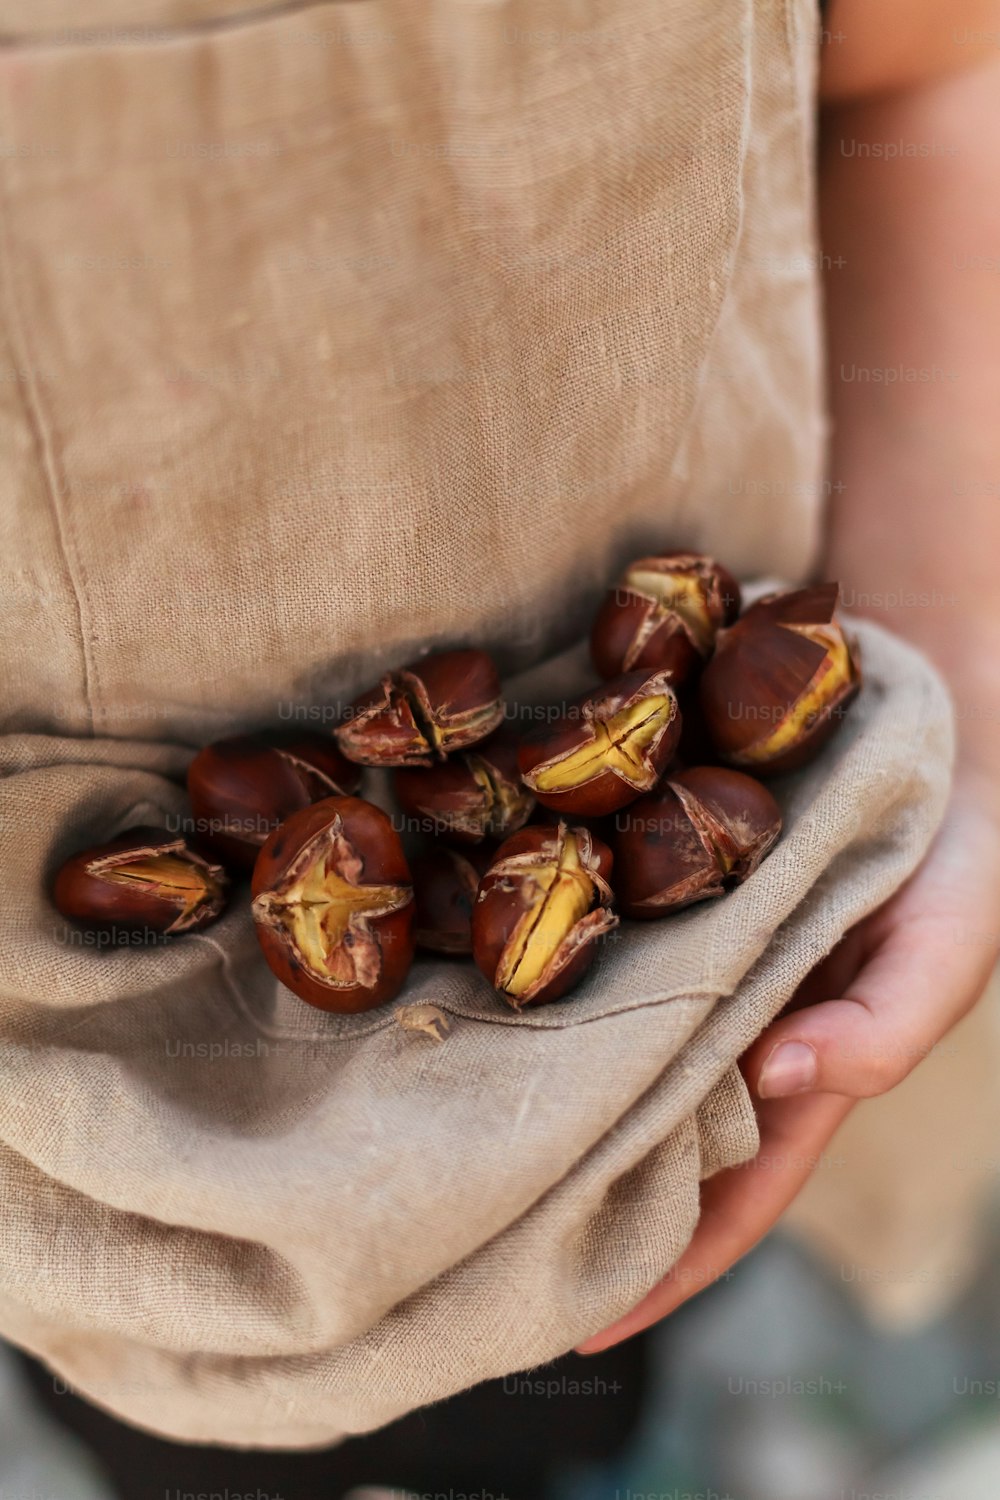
(52, 556), (861, 1015)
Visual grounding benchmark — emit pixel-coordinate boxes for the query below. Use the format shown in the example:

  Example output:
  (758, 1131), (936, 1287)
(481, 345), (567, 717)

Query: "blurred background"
(5, 988), (999, 1500)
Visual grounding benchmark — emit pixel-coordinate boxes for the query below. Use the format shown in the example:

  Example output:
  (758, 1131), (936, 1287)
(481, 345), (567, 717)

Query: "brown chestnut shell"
(613, 766), (782, 918)
(412, 843), (493, 955)
(699, 583), (861, 775)
(187, 731), (361, 870)
(393, 732), (534, 845)
(251, 795), (414, 1013)
(590, 551), (741, 681)
(335, 649), (504, 767)
(53, 827), (229, 935)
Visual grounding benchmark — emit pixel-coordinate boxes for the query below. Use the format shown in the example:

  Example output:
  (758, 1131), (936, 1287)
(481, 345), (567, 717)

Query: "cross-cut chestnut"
(393, 732), (534, 845)
(53, 828), (228, 934)
(472, 823), (618, 1008)
(251, 796), (414, 1012)
(412, 843), (493, 955)
(517, 669), (681, 816)
(335, 649), (504, 767)
(590, 552), (741, 682)
(613, 766), (782, 918)
(699, 583), (861, 775)
(187, 731), (362, 870)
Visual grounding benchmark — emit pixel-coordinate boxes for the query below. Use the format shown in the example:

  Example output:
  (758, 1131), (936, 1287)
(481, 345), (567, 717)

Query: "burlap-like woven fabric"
(0, 621), (954, 1446)
(0, 0), (825, 743)
(0, 0), (955, 1453)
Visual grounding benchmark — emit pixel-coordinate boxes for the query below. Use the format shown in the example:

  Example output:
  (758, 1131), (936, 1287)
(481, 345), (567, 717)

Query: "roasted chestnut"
(53, 827), (228, 934)
(187, 731), (361, 869)
(335, 649), (504, 767)
(613, 766), (782, 918)
(590, 551), (740, 682)
(251, 796), (414, 1012)
(472, 823), (618, 1008)
(412, 843), (493, 955)
(517, 669), (681, 816)
(393, 732), (534, 845)
(699, 583), (861, 774)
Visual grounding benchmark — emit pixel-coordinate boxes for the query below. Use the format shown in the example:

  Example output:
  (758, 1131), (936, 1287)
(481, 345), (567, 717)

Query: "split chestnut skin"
(53, 827), (228, 935)
(251, 796), (415, 1013)
(472, 823), (618, 1008)
(187, 731), (360, 870)
(613, 766), (782, 918)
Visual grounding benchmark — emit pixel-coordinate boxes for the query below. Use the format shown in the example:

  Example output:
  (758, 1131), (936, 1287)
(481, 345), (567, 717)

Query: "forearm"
(820, 55), (1000, 802)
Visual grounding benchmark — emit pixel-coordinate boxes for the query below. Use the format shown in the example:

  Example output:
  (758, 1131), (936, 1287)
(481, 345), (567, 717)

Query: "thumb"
(745, 913), (991, 1101)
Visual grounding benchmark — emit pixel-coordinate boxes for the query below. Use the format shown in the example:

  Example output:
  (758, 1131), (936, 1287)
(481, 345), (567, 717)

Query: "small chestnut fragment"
(590, 552), (741, 682)
(393, 732), (534, 845)
(251, 796), (414, 1013)
(517, 669), (681, 816)
(187, 731), (361, 869)
(396, 1003), (452, 1042)
(472, 823), (618, 1008)
(335, 649), (504, 767)
(699, 583), (861, 775)
(614, 766), (782, 918)
(412, 843), (493, 955)
(53, 827), (228, 934)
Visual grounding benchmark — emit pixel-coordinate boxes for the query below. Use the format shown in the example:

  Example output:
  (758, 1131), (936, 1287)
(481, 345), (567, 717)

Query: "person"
(580, 0), (1000, 1356)
(2, 0), (999, 1495)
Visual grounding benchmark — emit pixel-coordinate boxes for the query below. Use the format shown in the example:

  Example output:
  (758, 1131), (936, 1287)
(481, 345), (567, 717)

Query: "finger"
(576, 1090), (853, 1354)
(748, 910), (995, 1101)
(778, 923), (875, 1015)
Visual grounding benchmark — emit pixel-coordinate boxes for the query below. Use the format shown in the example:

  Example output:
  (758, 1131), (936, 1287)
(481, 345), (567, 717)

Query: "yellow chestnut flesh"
(103, 855), (222, 924)
(734, 626), (854, 766)
(530, 695), (674, 794)
(260, 853), (410, 988)
(467, 754), (526, 830)
(625, 568), (714, 653)
(495, 831), (593, 999)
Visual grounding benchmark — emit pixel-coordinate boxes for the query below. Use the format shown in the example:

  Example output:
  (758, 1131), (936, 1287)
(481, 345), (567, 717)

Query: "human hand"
(577, 771), (1000, 1354)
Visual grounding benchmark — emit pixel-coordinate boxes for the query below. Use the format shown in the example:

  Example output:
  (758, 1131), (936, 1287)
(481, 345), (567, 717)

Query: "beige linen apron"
(0, 0), (966, 1448)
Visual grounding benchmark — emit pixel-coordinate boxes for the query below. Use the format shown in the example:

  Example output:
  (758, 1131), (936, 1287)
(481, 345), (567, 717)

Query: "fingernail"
(757, 1041), (817, 1099)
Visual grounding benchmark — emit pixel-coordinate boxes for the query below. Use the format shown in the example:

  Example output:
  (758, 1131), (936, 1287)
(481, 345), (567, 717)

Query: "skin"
(579, 0), (1000, 1354)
